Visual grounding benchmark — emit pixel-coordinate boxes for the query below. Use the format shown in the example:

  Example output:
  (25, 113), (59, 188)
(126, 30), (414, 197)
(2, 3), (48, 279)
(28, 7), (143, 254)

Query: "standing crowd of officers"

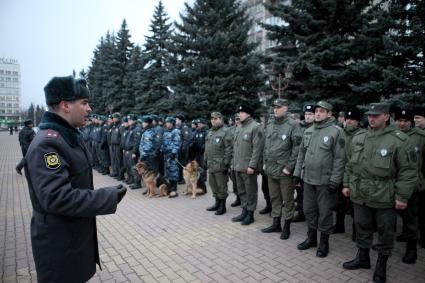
(80, 99), (425, 283)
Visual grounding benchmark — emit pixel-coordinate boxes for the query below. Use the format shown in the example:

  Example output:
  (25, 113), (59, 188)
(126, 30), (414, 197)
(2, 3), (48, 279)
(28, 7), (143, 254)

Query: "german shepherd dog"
(135, 161), (169, 198)
(182, 160), (204, 199)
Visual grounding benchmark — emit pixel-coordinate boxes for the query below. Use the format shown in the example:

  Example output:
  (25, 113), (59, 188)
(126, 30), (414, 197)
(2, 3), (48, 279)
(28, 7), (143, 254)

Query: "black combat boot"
(373, 254), (389, 283)
(280, 218), (292, 240)
(241, 210), (254, 225)
(215, 199), (226, 215)
(292, 211), (305, 223)
(316, 233), (330, 257)
(332, 211), (345, 234)
(206, 198), (220, 211)
(231, 196), (241, 207)
(297, 229), (318, 250)
(402, 240), (417, 264)
(261, 217), (282, 233)
(259, 200), (272, 215)
(232, 208), (247, 222)
(129, 182), (141, 190)
(343, 248), (371, 270)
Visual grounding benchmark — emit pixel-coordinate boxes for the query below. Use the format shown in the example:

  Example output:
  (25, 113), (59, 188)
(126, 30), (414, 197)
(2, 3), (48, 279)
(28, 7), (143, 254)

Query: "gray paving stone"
(1, 132), (425, 283)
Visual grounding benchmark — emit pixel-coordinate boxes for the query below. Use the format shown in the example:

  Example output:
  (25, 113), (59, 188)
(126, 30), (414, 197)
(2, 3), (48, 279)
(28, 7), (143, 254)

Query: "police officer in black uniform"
(23, 76), (126, 283)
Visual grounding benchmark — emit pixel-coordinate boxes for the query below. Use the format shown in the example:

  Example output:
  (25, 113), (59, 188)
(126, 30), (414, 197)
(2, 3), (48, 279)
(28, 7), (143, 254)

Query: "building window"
(6, 71), (11, 75)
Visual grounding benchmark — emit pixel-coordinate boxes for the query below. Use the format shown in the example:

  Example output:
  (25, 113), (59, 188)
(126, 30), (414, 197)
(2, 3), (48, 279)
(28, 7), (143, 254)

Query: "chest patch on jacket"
(44, 152), (61, 169)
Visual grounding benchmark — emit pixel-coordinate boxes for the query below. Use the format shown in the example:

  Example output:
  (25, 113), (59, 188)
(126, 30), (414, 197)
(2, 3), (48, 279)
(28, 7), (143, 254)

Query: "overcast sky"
(0, 0), (193, 108)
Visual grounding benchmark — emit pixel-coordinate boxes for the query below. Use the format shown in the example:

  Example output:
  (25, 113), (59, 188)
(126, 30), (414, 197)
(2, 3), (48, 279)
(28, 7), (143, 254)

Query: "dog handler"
(23, 76), (127, 282)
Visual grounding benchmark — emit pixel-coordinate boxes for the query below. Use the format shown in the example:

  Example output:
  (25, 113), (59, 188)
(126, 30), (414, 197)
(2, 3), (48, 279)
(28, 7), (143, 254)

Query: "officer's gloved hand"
(328, 181), (339, 192)
(116, 184), (127, 203)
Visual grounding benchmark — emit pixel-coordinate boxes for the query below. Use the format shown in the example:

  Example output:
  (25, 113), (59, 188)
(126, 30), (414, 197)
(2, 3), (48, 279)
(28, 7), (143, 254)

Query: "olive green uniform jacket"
(205, 125), (233, 173)
(232, 117), (264, 172)
(294, 116), (346, 186)
(263, 115), (302, 178)
(343, 124), (418, 208)
(405, 127), (425, 192)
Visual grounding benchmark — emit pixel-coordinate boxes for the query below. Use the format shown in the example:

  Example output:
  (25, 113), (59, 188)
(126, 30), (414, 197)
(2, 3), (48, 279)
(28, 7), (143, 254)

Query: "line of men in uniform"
(203, 100), (424, 283)
(80, 113), (210, 197)
(81, 100), (425, 283)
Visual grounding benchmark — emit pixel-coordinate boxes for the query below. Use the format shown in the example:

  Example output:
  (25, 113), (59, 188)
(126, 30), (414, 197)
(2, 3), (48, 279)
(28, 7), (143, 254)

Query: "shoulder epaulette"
(354, 128), (367, 136)
(392, 130), (408, 141)
(45, 129), (59, 139)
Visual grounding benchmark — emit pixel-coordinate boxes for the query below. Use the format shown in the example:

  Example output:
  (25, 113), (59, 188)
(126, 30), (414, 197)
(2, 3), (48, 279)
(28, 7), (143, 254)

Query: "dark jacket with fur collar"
(24, 111), (118, 283)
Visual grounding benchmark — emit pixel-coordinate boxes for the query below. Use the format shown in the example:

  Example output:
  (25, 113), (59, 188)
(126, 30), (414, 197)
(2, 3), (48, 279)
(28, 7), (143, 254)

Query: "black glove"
(328, 181), (339, 192)
(116, 184), (127, 203)
(293, 176), (301, 184)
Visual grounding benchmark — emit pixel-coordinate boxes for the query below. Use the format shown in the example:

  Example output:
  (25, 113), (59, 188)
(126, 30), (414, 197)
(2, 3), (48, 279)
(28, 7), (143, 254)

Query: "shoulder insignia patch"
(44, 152), (61, 169)
(393, 130), (408, 141)
(46, 129), (59, 138)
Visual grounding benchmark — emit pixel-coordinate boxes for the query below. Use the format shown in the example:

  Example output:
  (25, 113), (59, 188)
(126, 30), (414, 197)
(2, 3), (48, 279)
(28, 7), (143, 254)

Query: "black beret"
(394, 107), (414, 122)
(345, 108), (363, 121)
(44, 76), (90, 106)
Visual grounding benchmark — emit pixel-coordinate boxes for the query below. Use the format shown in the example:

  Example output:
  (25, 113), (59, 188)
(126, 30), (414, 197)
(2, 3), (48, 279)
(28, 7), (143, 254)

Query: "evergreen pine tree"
(170, 0), (265, 117)
(123, 45), (147, 113)
(264, 0), (409, 110)
(135, 0), (174, 114)
(109, 19), (134, 113)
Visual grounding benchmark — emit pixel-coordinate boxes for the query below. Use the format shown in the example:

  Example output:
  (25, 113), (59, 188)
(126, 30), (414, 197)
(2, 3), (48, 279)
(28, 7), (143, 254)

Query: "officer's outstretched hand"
(116, 185), (127, 203)
(395, 200), (407, 210)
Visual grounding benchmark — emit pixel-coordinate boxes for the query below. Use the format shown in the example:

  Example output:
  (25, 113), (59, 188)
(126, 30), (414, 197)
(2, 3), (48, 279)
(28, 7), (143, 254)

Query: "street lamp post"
(269, 65), (292, 99)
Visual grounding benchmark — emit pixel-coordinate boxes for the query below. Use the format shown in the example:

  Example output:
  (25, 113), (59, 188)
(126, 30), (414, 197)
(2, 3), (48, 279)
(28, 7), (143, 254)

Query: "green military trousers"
(303, 183), (336, 235)
(354, 203), (396, 256)
(235, 172), (258, 212)
(268, 176), (295, 220)
(208, 171), (229, 200)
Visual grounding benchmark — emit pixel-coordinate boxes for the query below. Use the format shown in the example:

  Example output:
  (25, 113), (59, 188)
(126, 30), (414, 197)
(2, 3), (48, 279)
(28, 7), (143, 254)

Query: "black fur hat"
(44, 76), (90, 106)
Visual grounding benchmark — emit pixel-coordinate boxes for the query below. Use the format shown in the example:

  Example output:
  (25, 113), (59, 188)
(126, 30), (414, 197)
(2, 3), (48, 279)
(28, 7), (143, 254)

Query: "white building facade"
(0, 58), (21, 126)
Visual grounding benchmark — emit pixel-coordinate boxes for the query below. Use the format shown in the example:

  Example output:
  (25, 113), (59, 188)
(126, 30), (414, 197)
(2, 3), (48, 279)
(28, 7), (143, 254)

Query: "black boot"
(332, 211), (345, 234)
(402, 240), (417, 264)
(259, 201), (272, 215)
(231, 196), (241, 207)
(343, 248), (371, 270)
(316, 233), (330, 257)
(232, 208), (247, 222)
(215, 199), (226, 215)
(206, 198), (220, 211)
(373, 254), (389, 283)
(129, 183), (141, 190)
(280, 218), (292, 240)
(261, 217), (282, 233)
(297, 229), (317, 250)
(292, 211), (305, 223)
(241, 210), (254, 225)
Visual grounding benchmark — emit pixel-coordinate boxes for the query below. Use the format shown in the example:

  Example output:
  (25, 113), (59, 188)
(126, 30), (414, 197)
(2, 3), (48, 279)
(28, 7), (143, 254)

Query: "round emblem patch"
(323, 136), (329, 143)
(281, 134), (287, 141)
(44, 152), (61, 169)
(380, 149), (388, 157)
